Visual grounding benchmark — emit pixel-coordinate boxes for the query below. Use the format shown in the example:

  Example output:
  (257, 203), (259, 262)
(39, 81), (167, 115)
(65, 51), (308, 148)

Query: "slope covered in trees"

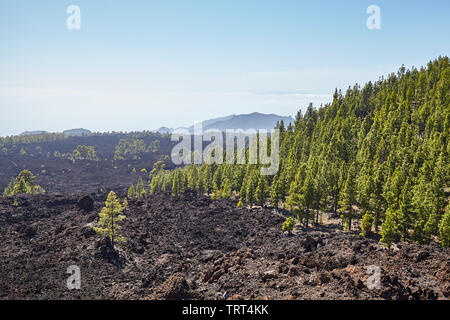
(147, 57), (450, 248)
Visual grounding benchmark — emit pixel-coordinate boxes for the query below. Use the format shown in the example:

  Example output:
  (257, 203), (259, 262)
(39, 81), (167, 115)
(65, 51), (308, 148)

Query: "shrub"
(282, 217), (296, 235)
(360, 212), (374, 236)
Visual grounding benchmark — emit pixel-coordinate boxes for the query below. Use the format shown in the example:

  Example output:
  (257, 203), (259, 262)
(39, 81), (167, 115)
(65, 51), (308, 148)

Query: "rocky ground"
(0, 190), (448, 300)
(0, 133), (174, 194)
(0, 154), (174, 195)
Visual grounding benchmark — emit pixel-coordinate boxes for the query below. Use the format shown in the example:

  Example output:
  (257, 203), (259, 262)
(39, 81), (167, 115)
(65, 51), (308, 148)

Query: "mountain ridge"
(156, 112), (294, 134)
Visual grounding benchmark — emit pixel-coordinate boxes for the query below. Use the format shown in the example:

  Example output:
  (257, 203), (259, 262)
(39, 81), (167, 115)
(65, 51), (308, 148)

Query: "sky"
(0, 0), (449, 136)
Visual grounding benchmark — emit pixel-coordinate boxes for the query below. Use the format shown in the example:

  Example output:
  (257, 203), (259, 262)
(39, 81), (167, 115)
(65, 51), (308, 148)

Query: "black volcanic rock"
(77, 195), (94, 212)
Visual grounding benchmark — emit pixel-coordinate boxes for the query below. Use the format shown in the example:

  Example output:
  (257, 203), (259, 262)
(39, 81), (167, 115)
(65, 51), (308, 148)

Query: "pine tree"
(239, 177), (247, 201)
(16, 170), (36, 186)
(2, 178), (15, 197)
(286, 165), (306, 223)
(149, 160), (165, 179)
(136, 176), (144, 198)
(384, 166), (406, 211)
(380, 208), (402, 246)
(93, 191), (126, 249)
(13, 177), (29, 195)
(372, 164), (386, 232)
(398, 177), (413, 240)
(357, 168), (374, 216)
(301, 174), (315, 228)
(271, 178), (280, 208)
(202, 165), (213, 194)
(439, 205), (450, 248)
(313, 168), (326, 224)
(339, 163), (357, 231)
(213, 166), (223, 191)
(172, 170), (181, 196)
(128, 184), (136, 199)
(325, 161), (341, 214)
(360, 212), (374, 237)
(221, 178), (232, 199)
(246, 171), (258, 207)
(255, 176), (268, 207)
(197, 174), (205, 195)
(2, 170), (44, 197)
(187, 165), (198, 191)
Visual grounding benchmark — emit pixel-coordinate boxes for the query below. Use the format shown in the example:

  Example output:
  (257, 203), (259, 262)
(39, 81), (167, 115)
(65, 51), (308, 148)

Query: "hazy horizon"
(1, 0), (449, 136)
(12, 111), (297, 136)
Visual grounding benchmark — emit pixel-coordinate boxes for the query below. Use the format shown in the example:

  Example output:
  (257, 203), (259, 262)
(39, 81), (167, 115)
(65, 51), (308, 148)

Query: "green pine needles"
(93, 191), (127, 248)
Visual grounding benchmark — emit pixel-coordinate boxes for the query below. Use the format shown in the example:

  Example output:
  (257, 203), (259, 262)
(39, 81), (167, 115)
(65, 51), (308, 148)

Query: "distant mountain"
(155, 127), (173, 134)
(199, 112), (293, 132)
(188, 114), (235, 130)
(155, 112), (293, 134)
(62, 128), (91, 137)
(20, 130), (49, 136)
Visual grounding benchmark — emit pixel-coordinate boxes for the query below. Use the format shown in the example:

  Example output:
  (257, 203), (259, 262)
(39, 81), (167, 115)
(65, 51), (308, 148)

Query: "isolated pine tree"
(14, 177), (29, 194)
(93, 191), (126, 249)
(16, 170), (35, 186)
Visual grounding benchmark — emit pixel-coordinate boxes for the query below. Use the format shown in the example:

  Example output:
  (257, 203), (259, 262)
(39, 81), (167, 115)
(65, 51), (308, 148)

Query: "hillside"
(0, 57), (448, 301)
(0, 191), (447, 300)
(149, 57), (450, 249)
(0, 132), (174, 194)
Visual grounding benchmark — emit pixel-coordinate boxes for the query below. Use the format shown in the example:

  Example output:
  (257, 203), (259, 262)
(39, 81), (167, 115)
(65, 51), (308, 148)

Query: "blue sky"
(0, 0), (449, 136)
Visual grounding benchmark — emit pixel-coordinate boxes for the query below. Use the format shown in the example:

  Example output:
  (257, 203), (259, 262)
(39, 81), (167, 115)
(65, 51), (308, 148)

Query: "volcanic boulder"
(152, 273), (191, 300)
(77, 195), (94, 212)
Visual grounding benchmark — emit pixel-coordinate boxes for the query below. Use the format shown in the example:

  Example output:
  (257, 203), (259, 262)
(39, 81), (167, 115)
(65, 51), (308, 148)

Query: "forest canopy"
(147, 57), (449, 248)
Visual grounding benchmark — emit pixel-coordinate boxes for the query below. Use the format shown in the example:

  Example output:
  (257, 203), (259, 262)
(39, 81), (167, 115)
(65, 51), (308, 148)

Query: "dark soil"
(0, 134), (174, 194)
(0, 190), (448, 300)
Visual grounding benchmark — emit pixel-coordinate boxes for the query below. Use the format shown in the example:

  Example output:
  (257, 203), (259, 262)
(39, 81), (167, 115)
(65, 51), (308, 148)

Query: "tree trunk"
(348, 209), (352, 231)
(374, 210), (380, 233)
(111, 213), (115, 249)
